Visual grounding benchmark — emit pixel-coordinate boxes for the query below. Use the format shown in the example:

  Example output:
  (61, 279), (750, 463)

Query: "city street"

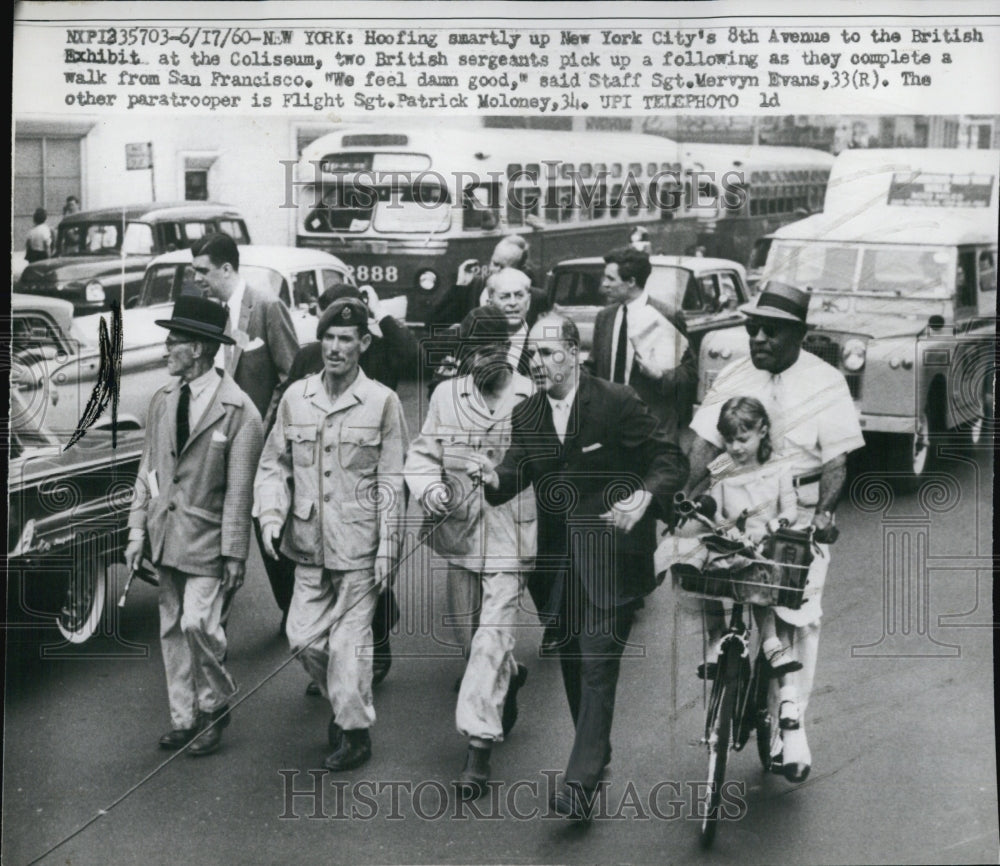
(3, 381), (997, 866)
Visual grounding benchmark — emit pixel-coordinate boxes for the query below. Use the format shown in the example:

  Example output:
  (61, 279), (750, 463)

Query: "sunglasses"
(744, 320), (784, 339)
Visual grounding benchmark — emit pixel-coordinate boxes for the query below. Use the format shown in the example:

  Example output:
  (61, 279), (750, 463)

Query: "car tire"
(56, 556), (109, 644)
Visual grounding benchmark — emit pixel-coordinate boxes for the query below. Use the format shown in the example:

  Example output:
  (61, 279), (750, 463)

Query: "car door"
(548, 267), (603, 352)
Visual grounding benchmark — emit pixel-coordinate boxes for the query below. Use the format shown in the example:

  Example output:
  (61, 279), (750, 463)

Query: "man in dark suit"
(192, 233), (299, 624)
(589, 247), (698, 435)
(274, 282), (418, 688)
(475, 312), (689, 821)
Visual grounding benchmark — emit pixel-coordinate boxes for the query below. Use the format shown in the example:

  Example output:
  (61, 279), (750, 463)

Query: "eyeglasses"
(744, 320), (783, 339)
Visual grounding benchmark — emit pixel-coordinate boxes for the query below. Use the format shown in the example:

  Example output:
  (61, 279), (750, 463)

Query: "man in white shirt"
(687, 281), (865, 783)
(590, 247), (697, 437)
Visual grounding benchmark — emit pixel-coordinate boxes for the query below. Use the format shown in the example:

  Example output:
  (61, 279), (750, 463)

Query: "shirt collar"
(227, 276), (247, 327)
(546, 384), (577, 412)
(624, 290), (648, 314)
(185, 366), (221, 400)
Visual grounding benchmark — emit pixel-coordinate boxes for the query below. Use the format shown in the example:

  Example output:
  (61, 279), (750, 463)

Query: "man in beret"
(686, 280), (865, 783)
(254, 298), (408, 771)
(404, 306), (536, 800)
(275, 282), (418, 691)
(125, 296), (264, 757)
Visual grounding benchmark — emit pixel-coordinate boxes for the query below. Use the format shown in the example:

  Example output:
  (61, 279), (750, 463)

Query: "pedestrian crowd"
(126, 232), (862, 822)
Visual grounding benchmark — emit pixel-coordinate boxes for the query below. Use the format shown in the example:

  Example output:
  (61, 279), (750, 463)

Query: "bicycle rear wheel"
(700, 640), (740, 848)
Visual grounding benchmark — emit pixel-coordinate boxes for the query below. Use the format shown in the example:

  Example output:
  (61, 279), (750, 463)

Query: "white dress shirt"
(546, 385), (577, 443)
(506, 322), (528, 373)
(609, 290), (650, 385)
(183, 366), (223, 432)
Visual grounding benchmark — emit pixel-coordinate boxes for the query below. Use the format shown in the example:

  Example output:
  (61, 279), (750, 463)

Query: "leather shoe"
(189, 705), (230, 757)
(551, 783), (595, 823)
(501, 664), (528, 737)
(323, 728), (371, 771)
(305, 680), (322, 697)
(328, 715), (343, 750)
(159, 726), (200, 750)
(454, 743), (492, 801)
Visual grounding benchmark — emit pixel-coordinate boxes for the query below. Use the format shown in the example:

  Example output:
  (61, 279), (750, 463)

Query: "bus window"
(593, 183), (608, 219)
(611, 163), (622, 178)
(462, 183), (499, 231)
(508, 186), (540, 226)
(373, 184), (452, 234)
(306, 183), (377, 233)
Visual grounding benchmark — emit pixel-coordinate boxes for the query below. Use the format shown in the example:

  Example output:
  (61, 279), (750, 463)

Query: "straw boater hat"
(739, 280), (810, 324)
(155, 295), (235, 344)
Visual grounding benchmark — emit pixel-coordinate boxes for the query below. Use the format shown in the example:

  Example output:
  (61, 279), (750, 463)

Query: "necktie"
(613, 304), (628, 384)
(177, 383), (191, 452)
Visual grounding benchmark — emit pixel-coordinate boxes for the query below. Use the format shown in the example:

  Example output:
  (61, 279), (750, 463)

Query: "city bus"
(293, 127), (833, 325)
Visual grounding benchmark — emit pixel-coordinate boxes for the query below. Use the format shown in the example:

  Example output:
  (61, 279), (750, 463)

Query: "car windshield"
(765, 241), (956, 296)
(56, 222), (122, 256)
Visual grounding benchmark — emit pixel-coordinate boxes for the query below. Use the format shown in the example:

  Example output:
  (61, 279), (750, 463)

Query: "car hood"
(76, 304), (174, 351)
(807, 308), (933, 339)
(19, 256), (144, 285)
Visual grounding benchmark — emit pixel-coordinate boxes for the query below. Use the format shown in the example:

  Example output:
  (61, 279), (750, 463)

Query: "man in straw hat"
(254, 297), (408, 772)
(686, 280), (864, 783)
(125, 295), (264, 757)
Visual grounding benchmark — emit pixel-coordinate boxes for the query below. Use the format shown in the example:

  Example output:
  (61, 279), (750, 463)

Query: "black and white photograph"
(6, 2), (998, 864)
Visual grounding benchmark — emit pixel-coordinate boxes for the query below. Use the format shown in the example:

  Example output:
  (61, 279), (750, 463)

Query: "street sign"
(125, 142), (152, 171)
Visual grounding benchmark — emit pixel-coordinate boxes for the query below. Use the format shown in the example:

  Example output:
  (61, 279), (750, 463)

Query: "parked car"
(133, 245), (406, 344)
(8, 386), (146, 644)
(545, 254), (751, 357)
(697, 148), (998, 484)
(15, 202), (250, 315)
(12, 293), (170, 441)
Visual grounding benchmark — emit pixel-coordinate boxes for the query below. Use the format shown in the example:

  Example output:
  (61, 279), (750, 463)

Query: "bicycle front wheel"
(700, 642), (740, 848)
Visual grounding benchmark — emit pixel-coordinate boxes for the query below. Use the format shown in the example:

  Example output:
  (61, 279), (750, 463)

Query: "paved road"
(3, 383), (997, 865)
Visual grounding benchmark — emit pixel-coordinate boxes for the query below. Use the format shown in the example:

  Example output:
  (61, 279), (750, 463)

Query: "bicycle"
(668, 495), (815, 848)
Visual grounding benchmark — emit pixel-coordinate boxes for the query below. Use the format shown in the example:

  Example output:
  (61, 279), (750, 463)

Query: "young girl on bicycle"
(708, 396), (801, 679)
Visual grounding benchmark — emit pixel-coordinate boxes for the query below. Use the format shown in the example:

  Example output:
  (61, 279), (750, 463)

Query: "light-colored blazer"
(128, 372), (264, 577)
(226, 281), (299, 428)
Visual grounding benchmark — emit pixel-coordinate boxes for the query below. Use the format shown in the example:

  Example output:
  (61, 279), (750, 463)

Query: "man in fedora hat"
(125, 296), (264, 756)
(686, 280), (864, 783)
(254, 297), (408, 772)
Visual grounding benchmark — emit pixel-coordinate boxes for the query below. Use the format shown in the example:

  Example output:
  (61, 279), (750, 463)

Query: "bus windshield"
(765, 241), (956, 296)
(303, 182), (451, 234)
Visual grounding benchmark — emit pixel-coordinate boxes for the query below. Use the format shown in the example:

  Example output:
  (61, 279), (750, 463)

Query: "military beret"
(317, 297), (369, 339)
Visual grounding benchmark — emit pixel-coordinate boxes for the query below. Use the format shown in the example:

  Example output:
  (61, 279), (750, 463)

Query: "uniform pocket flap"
(341, 427), (382, 447)
(293, 496), (315, 520)
(287, 424), (318, 444)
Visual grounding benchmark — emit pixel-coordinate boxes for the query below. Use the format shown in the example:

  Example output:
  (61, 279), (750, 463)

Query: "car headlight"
(85, 281), (106, 303)
(841, 337), (866, 372)
(416, 269), (438, 291)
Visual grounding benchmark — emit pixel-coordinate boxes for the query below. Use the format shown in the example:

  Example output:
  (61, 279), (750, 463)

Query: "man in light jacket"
(125, 296), (264, 757)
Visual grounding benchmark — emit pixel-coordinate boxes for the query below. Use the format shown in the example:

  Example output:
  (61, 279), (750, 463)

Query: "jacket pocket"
(290, 495), (318, 553)
(287, 424), (318, 468)
(340, 428), (381, 472)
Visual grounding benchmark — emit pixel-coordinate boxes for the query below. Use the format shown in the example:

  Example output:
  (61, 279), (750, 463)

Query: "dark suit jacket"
(280, 314), (418, 399)
(226, 281), (299, 427)
(486, 371), (688, 611)
(589, 300), (698, 435)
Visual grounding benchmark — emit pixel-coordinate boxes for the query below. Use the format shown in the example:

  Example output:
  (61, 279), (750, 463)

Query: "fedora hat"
(739, 280), (810, 324)
(155, 295), (235, 344)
